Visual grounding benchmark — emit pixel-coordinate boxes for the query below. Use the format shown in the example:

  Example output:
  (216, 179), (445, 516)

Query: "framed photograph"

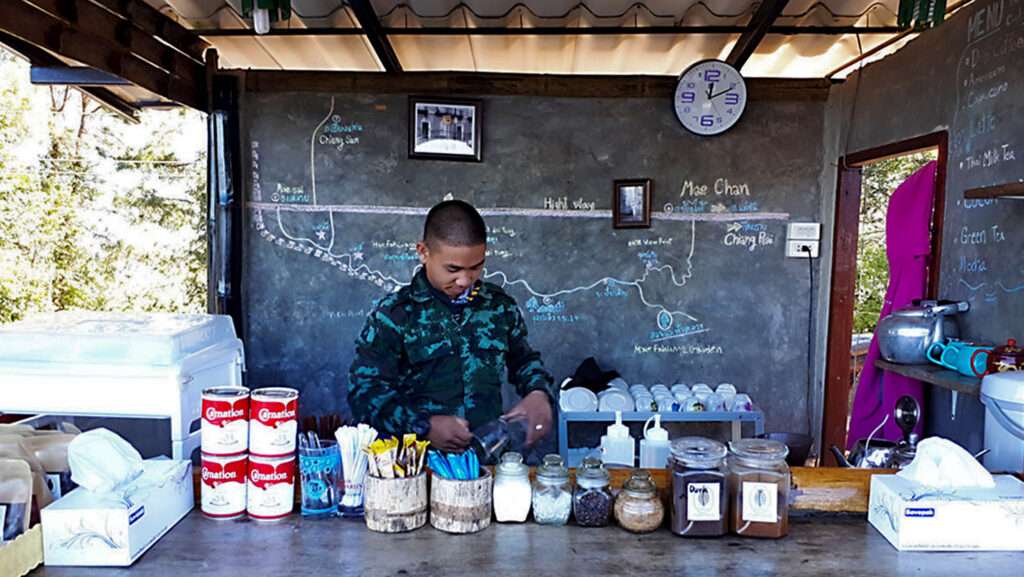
(408, 97), (482, 162)
(613, 179), (652, 228)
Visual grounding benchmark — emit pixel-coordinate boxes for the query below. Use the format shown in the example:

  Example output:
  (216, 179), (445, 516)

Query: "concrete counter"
(29, 512), (1024, 576)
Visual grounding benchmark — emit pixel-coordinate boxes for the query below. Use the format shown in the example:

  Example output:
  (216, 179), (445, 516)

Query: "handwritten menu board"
(944, 0), (1024, 342)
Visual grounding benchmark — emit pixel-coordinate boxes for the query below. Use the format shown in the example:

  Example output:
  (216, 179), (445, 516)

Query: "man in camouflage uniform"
(348, 200), (555, 452)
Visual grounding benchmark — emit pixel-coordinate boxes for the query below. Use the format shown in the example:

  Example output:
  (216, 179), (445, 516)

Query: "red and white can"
(249, 387), (298, 458)
(201, 387), (250, 456)
(200, 453), (248, 520)
(246, 454), (295, 521)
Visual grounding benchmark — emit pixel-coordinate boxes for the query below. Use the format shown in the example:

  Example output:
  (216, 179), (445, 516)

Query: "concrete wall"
(823, 0), (1024, 452)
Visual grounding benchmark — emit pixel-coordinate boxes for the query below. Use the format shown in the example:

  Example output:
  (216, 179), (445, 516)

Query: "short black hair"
(423, 200), (487, 247)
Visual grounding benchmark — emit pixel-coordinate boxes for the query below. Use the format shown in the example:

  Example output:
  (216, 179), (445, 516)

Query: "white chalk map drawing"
(248, 97), (792, 338)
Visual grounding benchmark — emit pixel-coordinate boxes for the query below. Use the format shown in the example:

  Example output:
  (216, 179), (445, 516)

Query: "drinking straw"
(428, 450), (452, 479)
(467, 449), (479, 480)
(335, 423), (378, 509)
(448, 452), (467, 480)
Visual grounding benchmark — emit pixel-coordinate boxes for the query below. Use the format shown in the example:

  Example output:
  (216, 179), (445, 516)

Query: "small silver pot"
(876, 301), (968, 365)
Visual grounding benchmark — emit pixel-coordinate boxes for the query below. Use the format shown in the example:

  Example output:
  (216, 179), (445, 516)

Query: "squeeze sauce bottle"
(600, 411), (635, 467)
(639, 414), (671, 468)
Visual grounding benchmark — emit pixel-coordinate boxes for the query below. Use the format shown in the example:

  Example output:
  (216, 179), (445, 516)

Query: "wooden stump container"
(429, 470), (493, 534)
(364, 473), (429, 533)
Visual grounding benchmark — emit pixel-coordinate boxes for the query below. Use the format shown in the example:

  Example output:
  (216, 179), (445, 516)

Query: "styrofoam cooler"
(981, 372), (1024, 473)
(0, 312), (244, 460)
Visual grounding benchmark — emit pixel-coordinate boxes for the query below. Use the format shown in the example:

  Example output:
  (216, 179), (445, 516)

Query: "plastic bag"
(0, 435), (53, 511)
(0, 459), (32, 543)
(23, 433), (77, 500)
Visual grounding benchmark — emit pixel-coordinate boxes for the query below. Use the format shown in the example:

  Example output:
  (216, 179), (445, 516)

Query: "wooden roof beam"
(87, 0), (209, 63)
(28, 0), (204, 87)
(191, 25), (902, 37)
(0, 30), (139, 123)
(1, 0), (203, 109)
(727, 0), (791, 72)
(348, 0), (402, 72)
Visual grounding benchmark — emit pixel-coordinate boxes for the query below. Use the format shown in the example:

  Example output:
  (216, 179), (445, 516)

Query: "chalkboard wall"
(241, 88), (828, 435)
(831, 0), (1024, 450)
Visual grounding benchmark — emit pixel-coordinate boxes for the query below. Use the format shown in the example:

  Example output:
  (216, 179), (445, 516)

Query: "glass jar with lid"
(613, 469), (664, 533)
(669, 436), (728, 537)
(572, 457), (613, 527)
(532, 454), (572, 525)
(493, 452), (532, 522)
(727, 439), (790, 538)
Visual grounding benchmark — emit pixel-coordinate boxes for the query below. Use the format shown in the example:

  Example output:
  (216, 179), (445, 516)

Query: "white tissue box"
(41, 459), (193, 566)
(868, 474), (1024, 551)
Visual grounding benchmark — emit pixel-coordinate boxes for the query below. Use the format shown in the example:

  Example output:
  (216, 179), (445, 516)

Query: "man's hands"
(427, 415), (473, 452)
(503, 390), (553, 447)
(427, 390), (552, 452)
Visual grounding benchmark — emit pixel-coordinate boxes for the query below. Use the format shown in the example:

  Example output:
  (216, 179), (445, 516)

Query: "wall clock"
(673, 59), (748, 136)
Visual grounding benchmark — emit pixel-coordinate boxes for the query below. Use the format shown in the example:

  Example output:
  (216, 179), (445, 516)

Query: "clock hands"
(709, 86), (735, 100)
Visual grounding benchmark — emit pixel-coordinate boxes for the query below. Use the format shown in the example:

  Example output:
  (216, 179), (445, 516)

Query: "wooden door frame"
(821, 131), (948, 464)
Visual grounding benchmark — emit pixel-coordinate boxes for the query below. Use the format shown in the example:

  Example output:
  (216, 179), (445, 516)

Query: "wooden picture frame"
(613, 179), (652, 228)
(408, 97), (482, 162)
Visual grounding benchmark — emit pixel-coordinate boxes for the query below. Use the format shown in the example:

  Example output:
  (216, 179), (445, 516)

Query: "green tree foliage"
(854, 152), (937, 333)
(0, 48), (206, 323)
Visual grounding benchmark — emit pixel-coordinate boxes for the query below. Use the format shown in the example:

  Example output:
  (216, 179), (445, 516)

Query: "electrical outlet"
(786, 240), (819, 258)
(787, 222), (821, 241)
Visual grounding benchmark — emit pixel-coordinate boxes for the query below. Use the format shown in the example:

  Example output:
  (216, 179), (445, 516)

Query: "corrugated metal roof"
(148, 0), (915, 77)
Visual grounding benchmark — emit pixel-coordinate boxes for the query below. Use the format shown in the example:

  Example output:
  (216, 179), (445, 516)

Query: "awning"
(153, 0), (919, 78)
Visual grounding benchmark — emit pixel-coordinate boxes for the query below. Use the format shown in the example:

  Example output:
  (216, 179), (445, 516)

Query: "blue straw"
(428, 451), (453, 479)
(467, 449), (479, 480)
(447, 452), (465, 480)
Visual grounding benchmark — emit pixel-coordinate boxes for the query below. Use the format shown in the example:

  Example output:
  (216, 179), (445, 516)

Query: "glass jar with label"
(532, 454), (572, 525)
(572, 457), (613, 527)
(669, 436), (728, 537)
(493, 452), (532, 522)
(727, 438), (790, 538)
(613, 469), (664, 533)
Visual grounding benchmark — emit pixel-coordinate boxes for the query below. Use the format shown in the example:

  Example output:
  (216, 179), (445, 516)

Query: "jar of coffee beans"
(572, 457), (613, 527)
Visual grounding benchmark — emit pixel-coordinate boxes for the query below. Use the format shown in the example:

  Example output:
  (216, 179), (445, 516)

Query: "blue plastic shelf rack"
(557, 409), (765, 468)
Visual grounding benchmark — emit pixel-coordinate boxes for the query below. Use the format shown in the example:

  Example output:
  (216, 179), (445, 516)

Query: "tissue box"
(41, 459), (193, 566)
(868, 474), (1024, 551)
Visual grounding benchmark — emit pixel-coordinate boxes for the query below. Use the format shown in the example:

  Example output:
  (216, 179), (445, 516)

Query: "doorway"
(821, 132), (948, 463)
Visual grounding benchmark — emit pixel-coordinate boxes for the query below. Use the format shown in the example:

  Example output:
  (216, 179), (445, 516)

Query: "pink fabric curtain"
(847, 160), (937, 447)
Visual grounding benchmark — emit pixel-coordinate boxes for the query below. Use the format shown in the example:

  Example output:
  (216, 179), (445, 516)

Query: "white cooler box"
(0, 312), (244, 459)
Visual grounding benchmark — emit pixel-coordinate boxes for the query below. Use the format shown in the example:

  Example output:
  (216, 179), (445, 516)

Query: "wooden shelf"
(874, 359), (981, 396)
(964, 182), (1024, 199)
(192, 466), (890, 514)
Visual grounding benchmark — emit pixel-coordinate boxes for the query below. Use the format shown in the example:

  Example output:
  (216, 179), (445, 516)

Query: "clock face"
(674, 59), (747, 136)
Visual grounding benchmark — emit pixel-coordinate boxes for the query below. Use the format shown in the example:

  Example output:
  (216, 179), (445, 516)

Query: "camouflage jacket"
(348, 270), (554, 437)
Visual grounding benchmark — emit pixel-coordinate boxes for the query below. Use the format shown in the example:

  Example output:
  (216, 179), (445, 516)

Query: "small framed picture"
(613, 179), (652, 228)
(409, 97), (482, 162)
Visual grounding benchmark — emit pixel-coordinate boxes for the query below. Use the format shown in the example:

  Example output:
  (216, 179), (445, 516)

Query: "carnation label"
(247, 455), (295, 520)
(201, 454), (248, 519)
(249, 387), (298, 457)
(201, 387), (250, 456)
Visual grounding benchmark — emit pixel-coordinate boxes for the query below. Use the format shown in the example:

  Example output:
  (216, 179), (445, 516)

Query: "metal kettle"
(876, 300), (968, 365)
(831, 396), (920, 469)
